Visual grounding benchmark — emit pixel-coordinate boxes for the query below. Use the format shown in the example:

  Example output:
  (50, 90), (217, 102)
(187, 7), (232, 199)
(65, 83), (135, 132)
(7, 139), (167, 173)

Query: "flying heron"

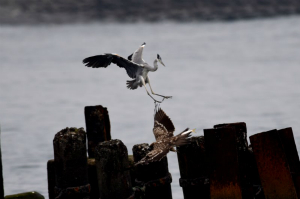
(82, 43), (172, 103)
(135, 106), (195, 166)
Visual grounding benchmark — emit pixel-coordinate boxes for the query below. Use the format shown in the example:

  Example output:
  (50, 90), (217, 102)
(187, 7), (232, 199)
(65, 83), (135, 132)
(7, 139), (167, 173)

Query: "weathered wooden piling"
(176, 136), (209, 199)
(204, 126), (243, 199)
(247, 147), (265, 199)
(0, 126), (4, 199)
(128, 155), (137, 187)
(277, 127), (300, 198)
(214, 123), (253, 199)
(53, 127), (90, 199)
(48, 158), (99, 199)
(95, 139), (132, 199)
(250, 129), (298, 199)
(84, 105), (111, 158)
(87, 159), (99, 199)
(133, 143), (172, 199)
(47, 159), (55, 199)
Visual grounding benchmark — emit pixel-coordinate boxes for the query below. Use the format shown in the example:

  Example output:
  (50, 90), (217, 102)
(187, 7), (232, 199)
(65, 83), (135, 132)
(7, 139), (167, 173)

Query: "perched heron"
(82, 43), (172, 103)
(135, 106), (195, 166)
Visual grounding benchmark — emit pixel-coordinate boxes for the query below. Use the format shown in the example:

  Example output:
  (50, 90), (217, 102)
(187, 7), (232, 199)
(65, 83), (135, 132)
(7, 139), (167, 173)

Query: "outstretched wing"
(131, 42), (146, 64)
(153, 107), (175, 141)
(83, 54), (141, 79)
(170, 128), (193, 146)
(135, 141), (169, 166)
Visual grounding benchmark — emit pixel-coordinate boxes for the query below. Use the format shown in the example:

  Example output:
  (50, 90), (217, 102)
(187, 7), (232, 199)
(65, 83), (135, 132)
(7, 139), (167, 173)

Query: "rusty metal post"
(47, 159), (55, 199)
(53, 127), (90, 199)
(95, 139), (132, 199)
(214, 123), (253, 198)
(176, 136), (209, 199)
(84, 105), (111, 158)
(204, 127), (243, 199)
(132, 143), (172, 199)
(278, 127), (300, 198)
(250, 129), (298, 199)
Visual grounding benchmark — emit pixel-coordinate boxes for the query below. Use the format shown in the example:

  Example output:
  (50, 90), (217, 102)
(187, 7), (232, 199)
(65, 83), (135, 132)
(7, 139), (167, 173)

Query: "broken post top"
(84, 105), (111, 136)
(95, 139), (128, 161)
(53, 127), (86, 148)
(214, 122), (248, 151)
(132, 143), (151, 161)
(85, 105), (111, 158)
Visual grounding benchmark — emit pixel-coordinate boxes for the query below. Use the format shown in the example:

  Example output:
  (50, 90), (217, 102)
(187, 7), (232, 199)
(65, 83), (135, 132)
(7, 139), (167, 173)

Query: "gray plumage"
(83, 43), (171, 103)
(135, 107), (195, 166)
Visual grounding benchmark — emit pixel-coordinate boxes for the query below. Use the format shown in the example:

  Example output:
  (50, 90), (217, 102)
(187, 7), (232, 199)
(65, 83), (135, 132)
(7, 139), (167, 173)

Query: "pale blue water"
(1, 16), (300, 198)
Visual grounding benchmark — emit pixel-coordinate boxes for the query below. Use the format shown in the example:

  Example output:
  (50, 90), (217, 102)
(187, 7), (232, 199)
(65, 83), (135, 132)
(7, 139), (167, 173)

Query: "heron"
(82, 43), (172, 103)
(135, 106), (195, 166)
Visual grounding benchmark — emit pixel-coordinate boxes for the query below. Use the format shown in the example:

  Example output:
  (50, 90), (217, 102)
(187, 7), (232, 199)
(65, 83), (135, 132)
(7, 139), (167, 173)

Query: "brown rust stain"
(250, 129), (298, 199)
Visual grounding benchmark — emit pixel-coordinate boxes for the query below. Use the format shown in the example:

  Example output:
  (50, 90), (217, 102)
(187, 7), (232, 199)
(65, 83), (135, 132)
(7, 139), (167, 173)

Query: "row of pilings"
(47, 105), (300, 199)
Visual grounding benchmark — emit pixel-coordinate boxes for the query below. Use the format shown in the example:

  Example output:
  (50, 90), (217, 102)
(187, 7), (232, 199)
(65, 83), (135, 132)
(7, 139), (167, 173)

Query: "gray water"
(1, 16), (300, 198)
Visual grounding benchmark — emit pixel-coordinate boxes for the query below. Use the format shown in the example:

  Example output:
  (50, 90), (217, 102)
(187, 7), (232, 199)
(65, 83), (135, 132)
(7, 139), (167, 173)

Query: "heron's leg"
(140, 76), (163, 103)
(146, 77), (172, 99)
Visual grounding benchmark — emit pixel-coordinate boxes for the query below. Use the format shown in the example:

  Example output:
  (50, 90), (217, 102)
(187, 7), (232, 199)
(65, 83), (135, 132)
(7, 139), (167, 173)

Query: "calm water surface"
(1, 16), (300, 198)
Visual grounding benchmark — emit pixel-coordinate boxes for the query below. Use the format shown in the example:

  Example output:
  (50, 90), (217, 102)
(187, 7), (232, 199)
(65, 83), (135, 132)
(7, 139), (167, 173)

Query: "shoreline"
(0, 0), (299, 25)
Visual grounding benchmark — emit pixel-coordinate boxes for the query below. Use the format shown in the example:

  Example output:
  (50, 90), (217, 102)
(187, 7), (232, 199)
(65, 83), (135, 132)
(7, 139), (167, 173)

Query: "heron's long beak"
(159, 60), (165, 67)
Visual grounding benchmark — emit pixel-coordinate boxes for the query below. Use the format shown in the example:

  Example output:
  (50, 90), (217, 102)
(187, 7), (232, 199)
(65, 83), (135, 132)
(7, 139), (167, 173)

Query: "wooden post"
(48, 158), (99, 199)
(214, 123), (253, 199)
(250, 129), (298, 199)
(128, 155), (137, 187)
(0, 125), (4, 199)
(132, 143), (172, 199)
(247, 147), (265, 199)
(47, 159), (55, 199)
(87, 159), (99, 199)
(53, 127), (90, 199)
(176, 136), (209, 199)
(277, 127), (300, 198)
(95, 139), (132, 199)
(204, 126), (243, 199)
(84, 105), (111, 158)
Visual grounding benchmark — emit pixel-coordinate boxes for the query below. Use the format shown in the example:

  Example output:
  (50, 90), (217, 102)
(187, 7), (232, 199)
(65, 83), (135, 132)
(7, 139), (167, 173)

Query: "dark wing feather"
(128, 53), (133, 61)
(153, 108), (175, 140)
(83, 55), (113, 68)
(83, 54), (140, 79)
(111, 54), (140, 79)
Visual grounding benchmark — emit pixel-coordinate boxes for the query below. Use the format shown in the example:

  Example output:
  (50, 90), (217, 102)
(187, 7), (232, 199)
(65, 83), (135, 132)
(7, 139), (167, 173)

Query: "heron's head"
(157, 54), (165, 66)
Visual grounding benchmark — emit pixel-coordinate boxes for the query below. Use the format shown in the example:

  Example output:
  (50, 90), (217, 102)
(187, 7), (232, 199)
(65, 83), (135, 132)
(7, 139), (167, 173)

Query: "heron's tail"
(126, 79), (139, 90)
(172, 128), (195, 146)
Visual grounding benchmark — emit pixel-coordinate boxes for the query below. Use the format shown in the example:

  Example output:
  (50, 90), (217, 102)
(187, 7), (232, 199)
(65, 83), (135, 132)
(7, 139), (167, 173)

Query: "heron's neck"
(150, 59), (159, 72)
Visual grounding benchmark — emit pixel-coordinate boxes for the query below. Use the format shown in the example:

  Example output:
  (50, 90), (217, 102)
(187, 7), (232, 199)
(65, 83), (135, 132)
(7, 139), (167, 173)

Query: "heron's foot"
(153, 98), (164, 103)
(163, 96), (172, 99)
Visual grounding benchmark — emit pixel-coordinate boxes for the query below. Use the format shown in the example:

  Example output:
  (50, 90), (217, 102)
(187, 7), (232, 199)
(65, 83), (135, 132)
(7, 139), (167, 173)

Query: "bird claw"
(154, 99), (163, 103)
